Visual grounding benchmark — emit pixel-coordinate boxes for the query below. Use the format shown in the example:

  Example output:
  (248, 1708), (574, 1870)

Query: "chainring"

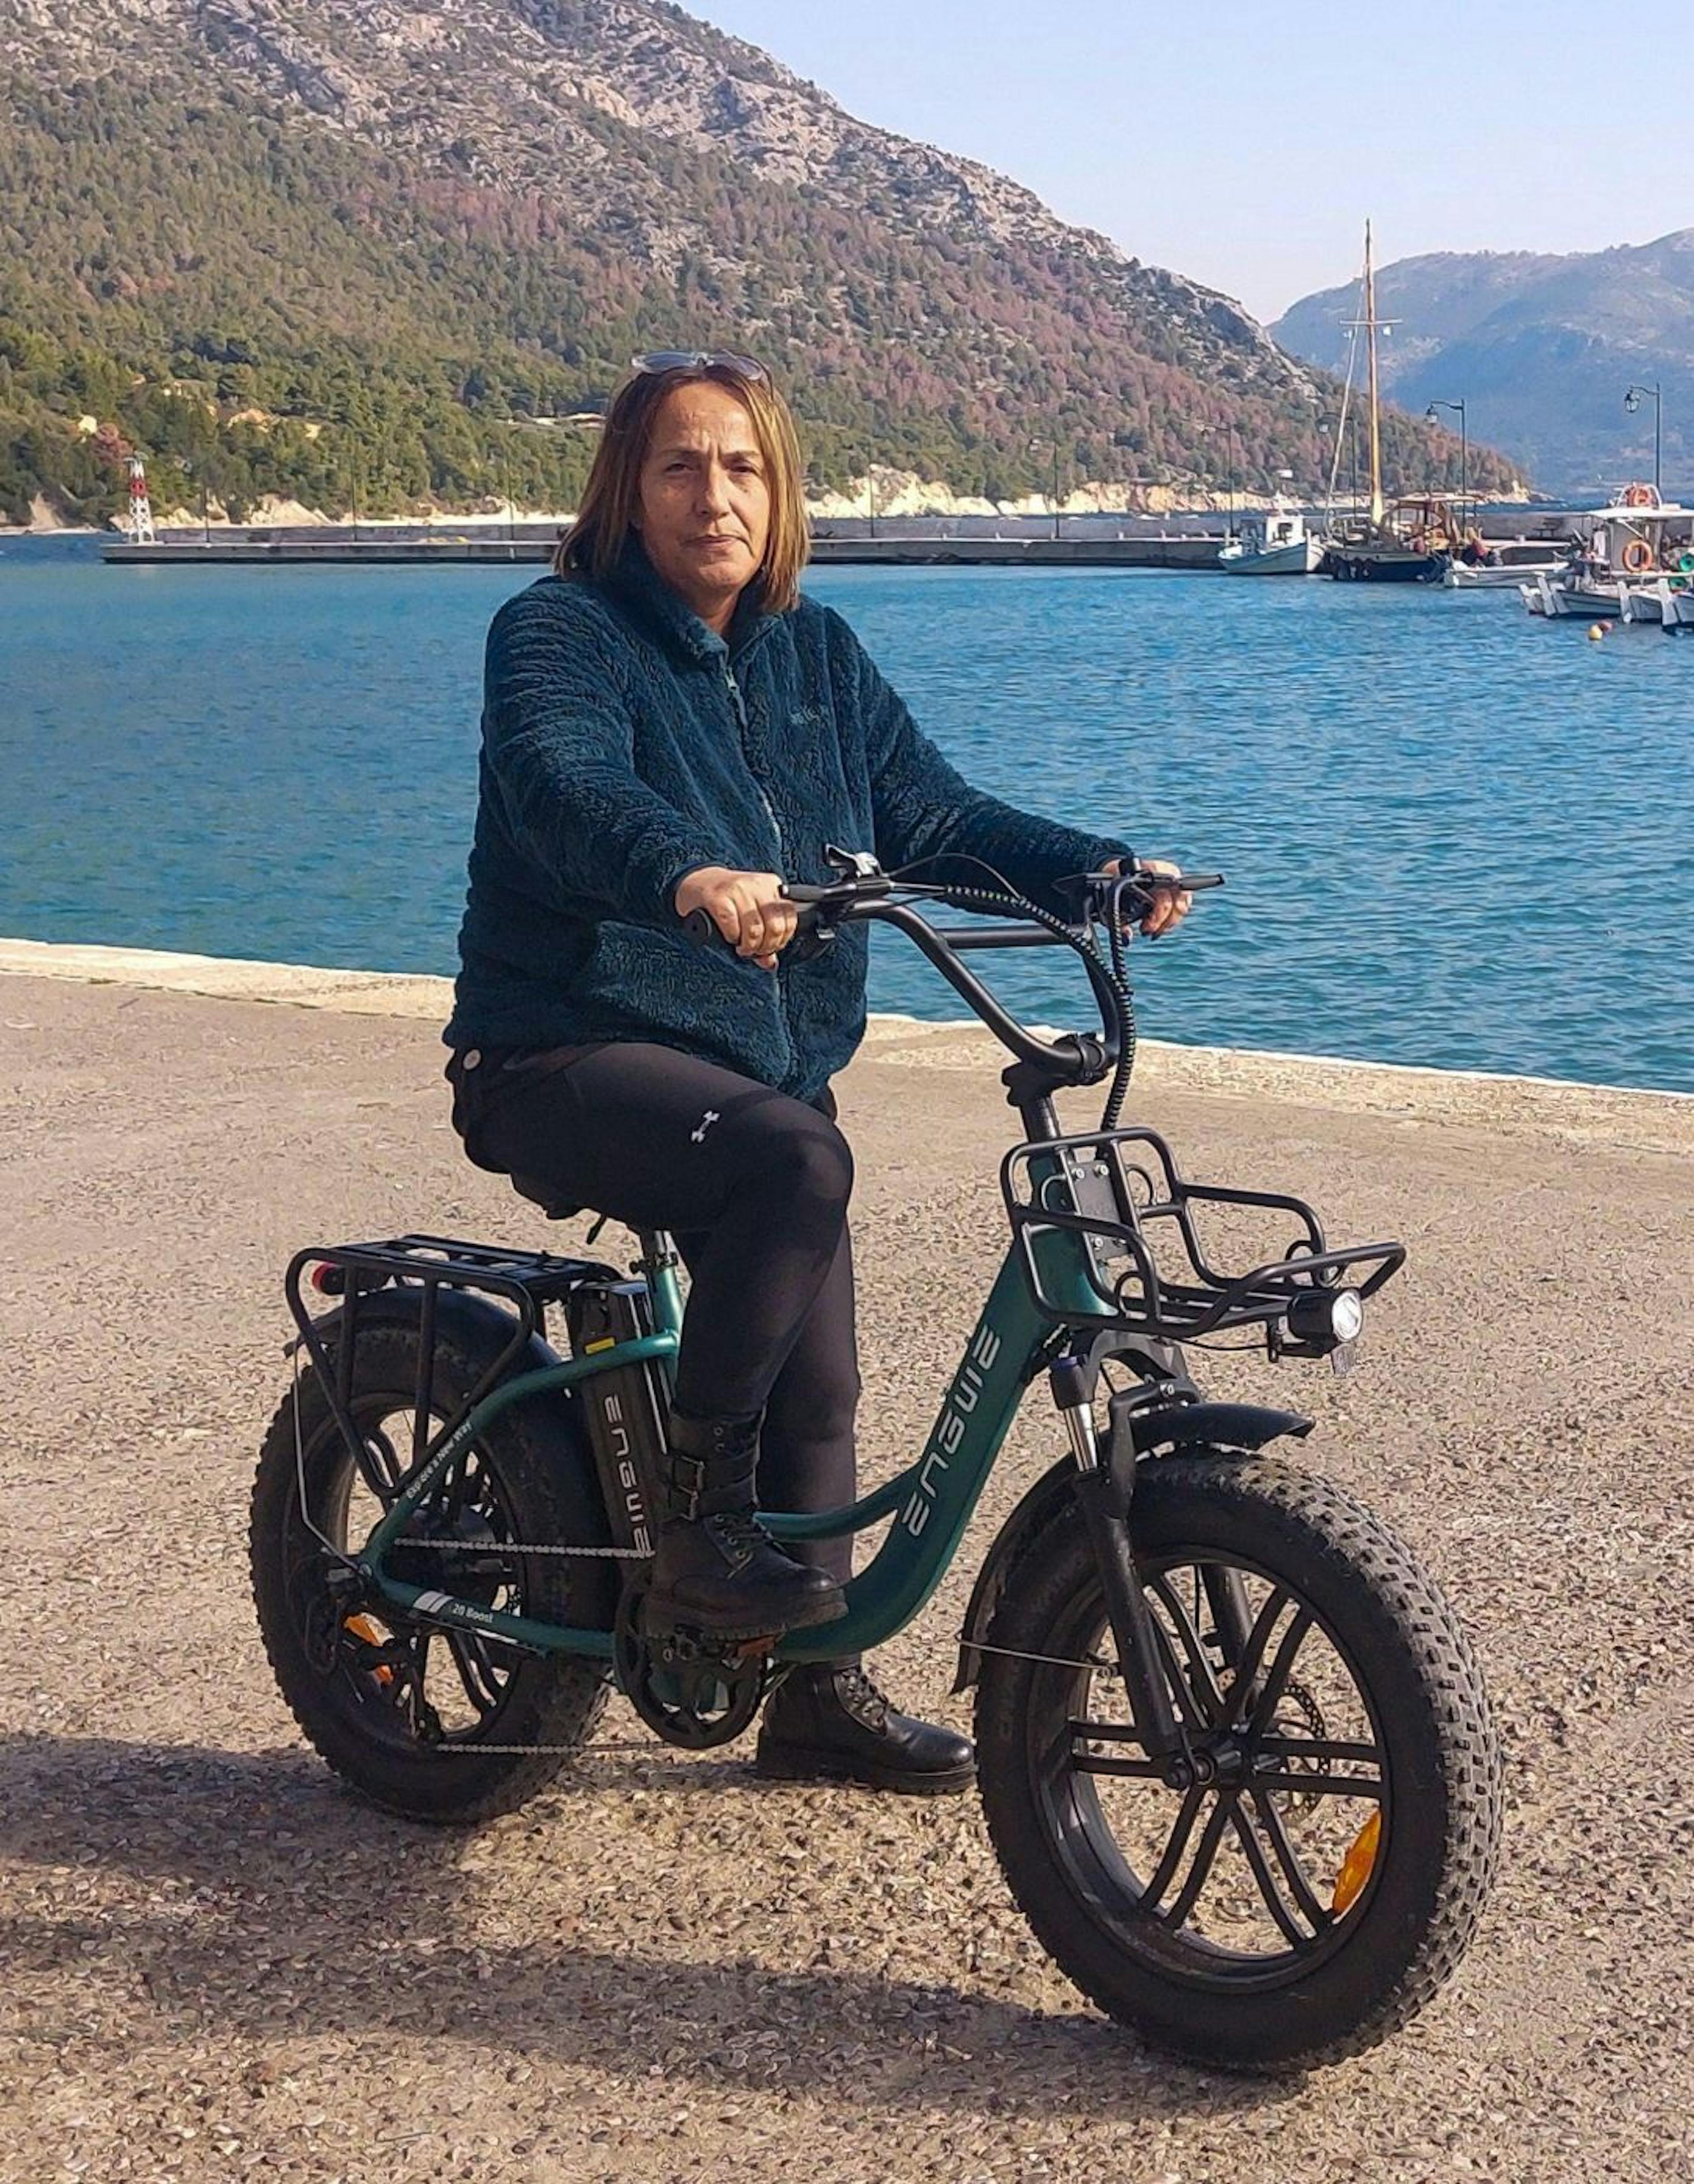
(613, 1581), (772, 1749)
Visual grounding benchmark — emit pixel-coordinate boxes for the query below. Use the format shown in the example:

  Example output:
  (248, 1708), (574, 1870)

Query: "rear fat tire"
(974, 1453), (1502, 2073)
(251, 1325), (613, 1825)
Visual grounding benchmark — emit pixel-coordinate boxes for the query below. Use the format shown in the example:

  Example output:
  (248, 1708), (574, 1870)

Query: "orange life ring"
(1620, 537), (1654, 574)
(1623, 484), (1655, 508)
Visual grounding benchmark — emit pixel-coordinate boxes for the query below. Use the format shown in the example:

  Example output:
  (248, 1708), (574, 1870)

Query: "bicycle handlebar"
(680, 862), (1223, 1090)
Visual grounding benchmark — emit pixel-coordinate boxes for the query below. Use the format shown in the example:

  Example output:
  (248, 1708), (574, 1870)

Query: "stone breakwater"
(2, 942), (1691, 2181)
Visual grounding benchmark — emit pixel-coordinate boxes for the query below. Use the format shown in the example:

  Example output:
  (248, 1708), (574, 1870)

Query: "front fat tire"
(251, 1325), (612, 1826)
(974, 1454), (1502, 2073)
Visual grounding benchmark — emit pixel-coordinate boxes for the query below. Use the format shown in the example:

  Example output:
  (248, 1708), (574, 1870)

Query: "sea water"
(2, 539), (1689, 1094)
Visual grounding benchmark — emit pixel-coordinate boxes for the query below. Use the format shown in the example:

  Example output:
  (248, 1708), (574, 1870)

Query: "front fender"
(951, 1401), (1314, 1692)
(1116, 1398), (1312, 1461)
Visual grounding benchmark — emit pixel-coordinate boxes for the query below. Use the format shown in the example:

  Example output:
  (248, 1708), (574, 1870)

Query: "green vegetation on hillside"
(0, 73), (1512, 525)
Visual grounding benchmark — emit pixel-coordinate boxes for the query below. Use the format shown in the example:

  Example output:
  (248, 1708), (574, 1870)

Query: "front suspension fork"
(1056, 1387), (1189, 1771)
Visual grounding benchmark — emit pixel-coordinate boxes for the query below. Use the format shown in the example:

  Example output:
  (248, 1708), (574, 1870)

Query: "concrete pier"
(2, 939), (1691, 2179)
(101, 531), (1227, 569)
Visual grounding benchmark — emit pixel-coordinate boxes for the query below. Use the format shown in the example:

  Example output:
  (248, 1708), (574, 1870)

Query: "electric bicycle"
(250, 856), (1502, 2072)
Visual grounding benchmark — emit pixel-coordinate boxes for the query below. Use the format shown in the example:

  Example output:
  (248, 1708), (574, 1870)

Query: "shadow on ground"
(1, 1731), (1299, 2120)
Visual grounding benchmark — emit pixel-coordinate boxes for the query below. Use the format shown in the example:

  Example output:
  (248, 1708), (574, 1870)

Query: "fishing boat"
(1520, 486), (1694, 623)
(1318, 224), (1447, 584)
(1218, 500), (1324, 574)
(1322, 496), (1451, 583)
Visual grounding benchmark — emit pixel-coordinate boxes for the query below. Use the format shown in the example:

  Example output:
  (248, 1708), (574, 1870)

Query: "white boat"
(1519, 486), (1694, 623)
(1218, 502), (1323, 575)
(1443, 541), (1574, 589)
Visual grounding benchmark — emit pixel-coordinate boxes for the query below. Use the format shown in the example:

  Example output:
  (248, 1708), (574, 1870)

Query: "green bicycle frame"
(360, 1163), (1101, 1666)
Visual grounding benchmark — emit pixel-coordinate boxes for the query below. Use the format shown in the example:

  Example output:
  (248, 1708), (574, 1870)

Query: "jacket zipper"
(723, 659), (795, 1071)
(723, 662), (785, 865)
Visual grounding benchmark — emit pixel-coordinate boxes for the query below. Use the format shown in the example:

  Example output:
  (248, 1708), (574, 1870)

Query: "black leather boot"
(645, 1410), (847, 1641)
(755, 1662), (976, 1795)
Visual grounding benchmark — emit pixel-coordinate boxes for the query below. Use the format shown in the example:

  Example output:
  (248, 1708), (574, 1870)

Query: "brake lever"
(1115, 867), (1226, 901)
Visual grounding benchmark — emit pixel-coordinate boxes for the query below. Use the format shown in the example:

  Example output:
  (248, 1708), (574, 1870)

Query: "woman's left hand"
(1103, 857), (1192, 938)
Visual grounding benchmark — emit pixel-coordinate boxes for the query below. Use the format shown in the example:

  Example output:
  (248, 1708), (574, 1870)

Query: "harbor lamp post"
(1424, 399), (1468, 526)
(1029, 437), (1062, 540)
(1624, 382), (1663, 494)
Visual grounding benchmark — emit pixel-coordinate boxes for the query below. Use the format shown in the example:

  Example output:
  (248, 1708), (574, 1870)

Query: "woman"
(445, 350), (1189, 1795)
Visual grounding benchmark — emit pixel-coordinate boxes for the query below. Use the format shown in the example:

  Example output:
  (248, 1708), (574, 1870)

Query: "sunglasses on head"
(630, 349), (769, 383)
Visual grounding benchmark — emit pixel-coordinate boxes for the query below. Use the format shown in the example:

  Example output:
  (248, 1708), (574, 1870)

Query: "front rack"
(1002, 1128), (1405, 1344)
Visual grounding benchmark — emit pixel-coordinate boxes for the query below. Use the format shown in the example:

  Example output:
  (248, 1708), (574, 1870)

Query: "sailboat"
(1318, 223), (1448, 585)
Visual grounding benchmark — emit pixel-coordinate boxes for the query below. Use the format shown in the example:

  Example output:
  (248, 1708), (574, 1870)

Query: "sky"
(692, 0), (1693, 323)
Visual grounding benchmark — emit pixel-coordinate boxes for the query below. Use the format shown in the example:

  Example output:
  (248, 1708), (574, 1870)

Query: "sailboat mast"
(1364, 220), (1385, 526)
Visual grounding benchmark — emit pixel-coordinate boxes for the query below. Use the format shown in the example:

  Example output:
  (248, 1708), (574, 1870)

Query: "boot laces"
(834, 1664), (891, 1730)
(703, 1507), (770, 1569)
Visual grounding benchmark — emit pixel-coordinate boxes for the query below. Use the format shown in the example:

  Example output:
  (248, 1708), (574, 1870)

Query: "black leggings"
(448, 1041), (859, 1583)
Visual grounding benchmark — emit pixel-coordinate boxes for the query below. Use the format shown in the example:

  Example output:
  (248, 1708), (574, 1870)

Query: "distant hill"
(0, 0), (1513, 526)
(1273, 233), (1694, 497)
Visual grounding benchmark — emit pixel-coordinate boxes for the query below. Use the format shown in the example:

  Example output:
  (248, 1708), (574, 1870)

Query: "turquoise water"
(3, 538), (1691, 1093)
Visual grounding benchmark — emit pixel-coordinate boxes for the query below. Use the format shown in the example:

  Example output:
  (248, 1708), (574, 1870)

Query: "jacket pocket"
(576, 918), (792, 1074)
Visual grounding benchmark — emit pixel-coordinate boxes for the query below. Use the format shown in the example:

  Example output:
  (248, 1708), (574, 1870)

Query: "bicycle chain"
(410, 1537), (647, 1559)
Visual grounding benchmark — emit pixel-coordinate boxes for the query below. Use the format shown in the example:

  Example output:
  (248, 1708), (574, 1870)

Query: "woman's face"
(634, 381), (772, 627)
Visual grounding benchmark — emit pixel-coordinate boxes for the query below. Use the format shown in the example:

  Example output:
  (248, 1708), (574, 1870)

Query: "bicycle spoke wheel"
(976, 1453), (1501, 2072)
(1068, 1564), (1384, 1963)
(252, 1317), (614, 1823)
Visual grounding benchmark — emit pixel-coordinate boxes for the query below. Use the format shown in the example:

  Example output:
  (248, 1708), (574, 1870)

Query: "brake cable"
(881, 853), (1141, 1130)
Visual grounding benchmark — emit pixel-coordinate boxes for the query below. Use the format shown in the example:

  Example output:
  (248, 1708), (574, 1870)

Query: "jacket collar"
(603, 536), (782, 665)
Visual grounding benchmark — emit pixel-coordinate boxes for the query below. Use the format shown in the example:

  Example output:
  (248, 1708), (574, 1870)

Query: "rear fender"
(291, 1281), (568, 1391)
(952, 1400), (1314, 1692)
(290, 1283), (607, 1525)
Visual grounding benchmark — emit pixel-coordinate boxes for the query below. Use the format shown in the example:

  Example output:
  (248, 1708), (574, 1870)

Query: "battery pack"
(563, 1281), (667, 1562)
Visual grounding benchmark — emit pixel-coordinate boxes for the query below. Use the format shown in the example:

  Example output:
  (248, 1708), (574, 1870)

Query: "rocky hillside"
(0, 0), (1511, 523)
(1274, 232), (1694, 495)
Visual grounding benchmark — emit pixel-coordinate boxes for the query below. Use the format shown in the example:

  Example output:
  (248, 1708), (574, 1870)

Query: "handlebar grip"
(1121, 868), (1224, 894)
(682, 902), (822, 950)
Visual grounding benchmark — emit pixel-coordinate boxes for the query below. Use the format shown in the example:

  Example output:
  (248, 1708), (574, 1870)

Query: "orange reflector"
(1332, 1809), (1381, 1914)
(343, 1613), (395, 1685)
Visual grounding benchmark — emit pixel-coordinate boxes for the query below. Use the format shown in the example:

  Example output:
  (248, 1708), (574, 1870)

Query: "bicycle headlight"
(1286, 1286), (1364, 1348)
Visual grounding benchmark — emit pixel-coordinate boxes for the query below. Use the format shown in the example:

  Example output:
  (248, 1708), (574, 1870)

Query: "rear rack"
(283, 1234), (626, 1512)
(1002, 1128), (1405, 1345)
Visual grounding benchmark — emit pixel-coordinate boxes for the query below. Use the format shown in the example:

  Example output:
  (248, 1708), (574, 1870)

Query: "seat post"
(633, 1230), (686, 1361)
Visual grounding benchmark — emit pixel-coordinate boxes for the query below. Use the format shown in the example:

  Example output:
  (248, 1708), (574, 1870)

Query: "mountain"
(0, 0), (1512, 525)
(1273, 233), (1694, 497)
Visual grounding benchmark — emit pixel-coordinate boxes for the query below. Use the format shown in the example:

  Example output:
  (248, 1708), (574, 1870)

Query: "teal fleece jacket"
(445, 544), (1135, 1102)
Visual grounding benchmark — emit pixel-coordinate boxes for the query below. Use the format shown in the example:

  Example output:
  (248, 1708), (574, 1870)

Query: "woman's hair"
(555, 360), (810, 612)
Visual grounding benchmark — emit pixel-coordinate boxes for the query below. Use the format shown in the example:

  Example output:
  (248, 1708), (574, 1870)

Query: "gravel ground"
(3, 965), (1692, 2184)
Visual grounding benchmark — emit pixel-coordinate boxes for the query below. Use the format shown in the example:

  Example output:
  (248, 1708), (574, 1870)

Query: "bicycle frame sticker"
(901, 1319), (1004, 1539)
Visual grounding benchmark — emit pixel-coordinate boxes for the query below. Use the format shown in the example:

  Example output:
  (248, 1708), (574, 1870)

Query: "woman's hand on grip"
(674, 865), (798, 969)
(1103, 856), (1192, 938)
